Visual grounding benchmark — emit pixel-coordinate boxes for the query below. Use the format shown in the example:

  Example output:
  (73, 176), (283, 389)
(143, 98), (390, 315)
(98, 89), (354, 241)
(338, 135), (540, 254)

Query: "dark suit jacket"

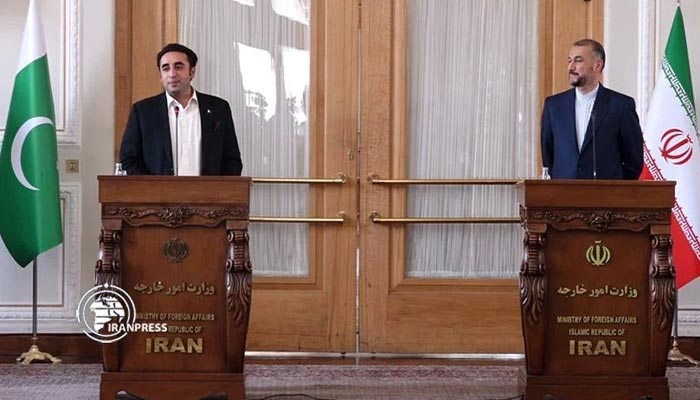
(119, 92), (243, 175)
(540, 85), (643, 179)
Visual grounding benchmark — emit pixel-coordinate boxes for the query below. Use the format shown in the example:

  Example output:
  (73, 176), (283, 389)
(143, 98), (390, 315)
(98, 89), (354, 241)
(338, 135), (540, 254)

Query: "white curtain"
(180, 0), (311, 276)
(406, 1), (538, 278)
(179, 0), (538, 278)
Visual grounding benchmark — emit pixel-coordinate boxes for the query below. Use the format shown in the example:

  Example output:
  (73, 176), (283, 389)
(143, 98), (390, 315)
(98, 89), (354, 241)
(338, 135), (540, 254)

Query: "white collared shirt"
(166, 90), (202, 176)
(575, 84), (599, 151)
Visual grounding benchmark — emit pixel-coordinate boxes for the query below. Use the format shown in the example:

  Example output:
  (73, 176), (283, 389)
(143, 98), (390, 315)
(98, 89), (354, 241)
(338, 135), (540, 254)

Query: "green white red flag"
(641, 6), (700, 288)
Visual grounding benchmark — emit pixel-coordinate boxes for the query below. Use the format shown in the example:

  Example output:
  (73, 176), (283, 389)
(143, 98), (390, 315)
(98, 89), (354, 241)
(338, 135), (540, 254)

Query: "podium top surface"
(98, 175), (251, 204)
(516, 179), (675, 209)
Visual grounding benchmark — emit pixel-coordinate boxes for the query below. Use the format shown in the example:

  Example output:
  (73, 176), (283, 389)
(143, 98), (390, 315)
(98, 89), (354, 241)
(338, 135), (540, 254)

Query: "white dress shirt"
(166, 90), (202, 176)
(575, 84), (599, 151)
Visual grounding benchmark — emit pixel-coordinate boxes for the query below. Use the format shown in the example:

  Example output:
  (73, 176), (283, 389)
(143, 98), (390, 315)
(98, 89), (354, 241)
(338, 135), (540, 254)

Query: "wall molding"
(61, 0), (82, 145)
(679, 309), (700, 337)
(638, 0), (656, 124)
(0, 0), (81, 146)
(0, 184), (82, 333)
(0, 334), (101, 363)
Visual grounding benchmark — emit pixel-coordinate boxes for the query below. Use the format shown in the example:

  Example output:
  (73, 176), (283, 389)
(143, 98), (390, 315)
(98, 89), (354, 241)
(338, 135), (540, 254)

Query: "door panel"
(244, 0), (358, 351)
(539, 0), (605, 103)
(358, 0), (523, 354)
(358, 0), (602, 353)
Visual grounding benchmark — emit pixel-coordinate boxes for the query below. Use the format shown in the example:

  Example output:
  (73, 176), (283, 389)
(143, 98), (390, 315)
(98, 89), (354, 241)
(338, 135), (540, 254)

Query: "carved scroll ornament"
(520, 231), (546, 326)
(531, 210), (667, 232)
(650, 234), (676, 331)
(105, 205), (248, 227)
(95, 229), (121, 287)
(226, 229), (253, 327)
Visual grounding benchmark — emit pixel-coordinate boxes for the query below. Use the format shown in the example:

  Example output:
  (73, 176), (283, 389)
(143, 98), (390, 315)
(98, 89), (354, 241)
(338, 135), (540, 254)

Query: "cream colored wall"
(0, 0), (113, 333)
(75, 0), (115, 324)
(606, 0), (700, 336)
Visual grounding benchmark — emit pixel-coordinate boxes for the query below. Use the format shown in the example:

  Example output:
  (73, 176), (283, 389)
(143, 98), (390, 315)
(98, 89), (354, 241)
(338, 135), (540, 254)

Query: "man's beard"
(570, 74), (584, 87)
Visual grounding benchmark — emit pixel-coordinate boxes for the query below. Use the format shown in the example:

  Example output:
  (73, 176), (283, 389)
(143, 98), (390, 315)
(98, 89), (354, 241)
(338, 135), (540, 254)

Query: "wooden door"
(115, 0), (602, 354)
(358, 0), (603, 353)
(244, 1), (358, 352)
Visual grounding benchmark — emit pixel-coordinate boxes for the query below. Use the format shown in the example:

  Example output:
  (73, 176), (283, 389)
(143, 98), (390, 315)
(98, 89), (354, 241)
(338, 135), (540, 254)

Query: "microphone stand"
(591, 109), (597, 180)
(174, 105), (180, 176)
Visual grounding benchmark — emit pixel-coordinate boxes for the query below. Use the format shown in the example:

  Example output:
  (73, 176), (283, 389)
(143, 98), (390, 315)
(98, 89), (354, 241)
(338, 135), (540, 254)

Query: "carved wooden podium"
(517, 180), (676, 400)
(96, 176), (251, 400)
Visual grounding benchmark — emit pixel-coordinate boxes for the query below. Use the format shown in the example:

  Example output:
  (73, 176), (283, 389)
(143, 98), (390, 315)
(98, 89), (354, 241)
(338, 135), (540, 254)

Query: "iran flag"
(641, 6), (700, 288)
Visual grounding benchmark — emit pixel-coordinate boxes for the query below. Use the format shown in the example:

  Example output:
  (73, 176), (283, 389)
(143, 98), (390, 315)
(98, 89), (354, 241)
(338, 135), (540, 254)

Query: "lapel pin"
(207, 109), (212, 114)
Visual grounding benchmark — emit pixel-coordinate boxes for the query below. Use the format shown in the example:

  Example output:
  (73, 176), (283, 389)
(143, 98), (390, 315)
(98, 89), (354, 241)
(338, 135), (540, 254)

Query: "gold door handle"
(367, 174), (519, 185)
(250, 212), (347, 224)
(253, 172), (347, 184)
(368, 211), (519, 224)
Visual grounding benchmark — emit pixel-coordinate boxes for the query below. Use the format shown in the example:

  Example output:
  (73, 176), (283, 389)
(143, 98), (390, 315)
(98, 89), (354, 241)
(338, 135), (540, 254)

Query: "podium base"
(518, 368), (668, 400)
(100, 372), (244, 400)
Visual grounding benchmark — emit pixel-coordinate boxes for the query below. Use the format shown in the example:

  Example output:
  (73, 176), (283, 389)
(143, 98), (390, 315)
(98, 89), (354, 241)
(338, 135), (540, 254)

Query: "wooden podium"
(517, 180), (676, 400)
(96, 176), (251, 400)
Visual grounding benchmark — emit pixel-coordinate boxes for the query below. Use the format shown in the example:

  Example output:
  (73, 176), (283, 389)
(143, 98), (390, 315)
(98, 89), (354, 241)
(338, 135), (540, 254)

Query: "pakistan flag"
(0, 0), (62, 268)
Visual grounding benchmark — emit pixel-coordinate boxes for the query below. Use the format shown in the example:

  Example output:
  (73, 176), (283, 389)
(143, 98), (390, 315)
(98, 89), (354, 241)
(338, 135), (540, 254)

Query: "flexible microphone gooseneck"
(591, 108), (597, 180)
(174, 105), (180, 176)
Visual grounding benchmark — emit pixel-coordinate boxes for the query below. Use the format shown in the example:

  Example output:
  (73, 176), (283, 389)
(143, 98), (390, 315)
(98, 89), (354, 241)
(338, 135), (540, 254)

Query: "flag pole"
(16, 259), (61, 364)
(667, 294), (698, 365)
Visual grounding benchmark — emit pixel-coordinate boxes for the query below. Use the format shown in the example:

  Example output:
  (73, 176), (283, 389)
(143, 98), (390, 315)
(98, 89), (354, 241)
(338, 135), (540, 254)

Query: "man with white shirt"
(119, 43), (243, 176)
(541, 38), (643, 179)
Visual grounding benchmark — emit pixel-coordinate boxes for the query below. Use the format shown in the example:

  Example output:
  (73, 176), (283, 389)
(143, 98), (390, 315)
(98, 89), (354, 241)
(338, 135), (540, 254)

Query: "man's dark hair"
(573, 38), (606, 70)
(156, 43), (198, 67)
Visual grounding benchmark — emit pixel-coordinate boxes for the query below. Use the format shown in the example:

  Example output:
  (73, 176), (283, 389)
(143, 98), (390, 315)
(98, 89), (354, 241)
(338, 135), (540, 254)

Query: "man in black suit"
(119, 43), (243, 176)
(541, 38), (643, 180)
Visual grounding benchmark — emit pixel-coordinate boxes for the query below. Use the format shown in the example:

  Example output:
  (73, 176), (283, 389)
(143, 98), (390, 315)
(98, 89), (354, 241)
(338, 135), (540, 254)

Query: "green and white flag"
(641, 6), (700, 287)
(0, 0), (62, 267)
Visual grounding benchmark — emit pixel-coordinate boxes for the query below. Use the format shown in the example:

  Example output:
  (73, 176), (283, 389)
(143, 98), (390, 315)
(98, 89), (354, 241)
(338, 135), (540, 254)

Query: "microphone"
(591, 109), (597, 180)
(174, 105), (180, 176)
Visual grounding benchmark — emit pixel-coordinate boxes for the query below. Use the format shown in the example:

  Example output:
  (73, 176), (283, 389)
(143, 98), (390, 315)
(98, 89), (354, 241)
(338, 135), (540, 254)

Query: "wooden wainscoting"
(0, 334), (101, 364)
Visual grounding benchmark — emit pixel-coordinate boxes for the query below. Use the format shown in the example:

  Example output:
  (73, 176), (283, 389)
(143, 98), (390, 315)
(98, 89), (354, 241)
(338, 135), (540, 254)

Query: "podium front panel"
(544, 228), (650, 375)
(119, 224), (228, 372)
